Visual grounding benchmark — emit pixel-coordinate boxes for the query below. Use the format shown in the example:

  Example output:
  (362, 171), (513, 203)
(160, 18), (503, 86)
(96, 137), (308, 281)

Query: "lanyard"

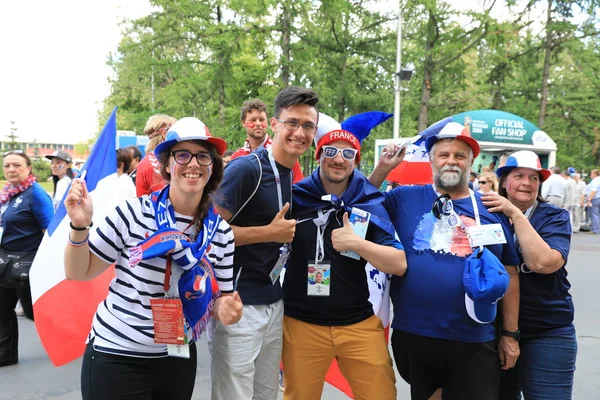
(312, 208), (338, 263)
(163, 257), (173, 292)
(266, 147), (292, 215)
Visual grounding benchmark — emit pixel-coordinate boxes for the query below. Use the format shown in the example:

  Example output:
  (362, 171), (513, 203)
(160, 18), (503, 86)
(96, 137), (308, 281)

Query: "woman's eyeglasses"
(478, 180), (489, 185)
(322, 145), (358, 161)
(171, 150), (214, 166)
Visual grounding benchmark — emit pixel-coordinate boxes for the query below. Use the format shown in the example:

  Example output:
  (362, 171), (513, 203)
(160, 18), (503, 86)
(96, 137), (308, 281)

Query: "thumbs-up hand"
(268, 202), (296, 243)
(332, 212), (359, 253)
(216, 291), (243, 325)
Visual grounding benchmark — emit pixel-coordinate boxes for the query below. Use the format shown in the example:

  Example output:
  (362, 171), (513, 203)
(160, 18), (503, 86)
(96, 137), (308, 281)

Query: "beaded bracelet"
(68, 233), (89, 247)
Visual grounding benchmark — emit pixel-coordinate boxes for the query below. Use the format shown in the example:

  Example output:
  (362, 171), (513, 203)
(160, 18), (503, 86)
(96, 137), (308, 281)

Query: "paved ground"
(1, 233), (599, 399)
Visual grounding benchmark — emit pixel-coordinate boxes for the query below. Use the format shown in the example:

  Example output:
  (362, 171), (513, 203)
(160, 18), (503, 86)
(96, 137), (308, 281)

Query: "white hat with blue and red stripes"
(495, 150), (551, 182)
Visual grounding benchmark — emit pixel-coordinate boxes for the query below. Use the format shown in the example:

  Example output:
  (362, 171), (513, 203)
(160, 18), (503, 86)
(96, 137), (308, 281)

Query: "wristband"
(68, 233), (89, 247)
(70, 221), (93, 231)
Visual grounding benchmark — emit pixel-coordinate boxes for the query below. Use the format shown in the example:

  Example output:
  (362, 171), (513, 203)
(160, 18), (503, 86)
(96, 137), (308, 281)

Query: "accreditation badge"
(307, 263), (331, 296)
(466, 223), (507, 246)
(270, 244), (290, 285)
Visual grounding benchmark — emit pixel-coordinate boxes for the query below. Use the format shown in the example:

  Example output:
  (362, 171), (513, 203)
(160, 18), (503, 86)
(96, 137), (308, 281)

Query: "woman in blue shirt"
(0, 150), (54, 367)
(483, 150), (575, 400)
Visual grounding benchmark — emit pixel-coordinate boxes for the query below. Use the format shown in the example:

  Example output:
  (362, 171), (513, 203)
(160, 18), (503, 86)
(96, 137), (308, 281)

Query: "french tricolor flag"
(385, 117), (454, 185)
(30, 107), (119, 366)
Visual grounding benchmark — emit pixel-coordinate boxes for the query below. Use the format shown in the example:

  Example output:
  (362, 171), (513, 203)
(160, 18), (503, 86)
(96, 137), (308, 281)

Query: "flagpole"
(393, 5), (402, 139)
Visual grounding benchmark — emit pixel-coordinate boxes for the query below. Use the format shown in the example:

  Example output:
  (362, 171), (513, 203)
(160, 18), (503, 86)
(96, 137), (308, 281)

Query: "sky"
(0, 0), (569, 145)
(0, 0), (153, 144)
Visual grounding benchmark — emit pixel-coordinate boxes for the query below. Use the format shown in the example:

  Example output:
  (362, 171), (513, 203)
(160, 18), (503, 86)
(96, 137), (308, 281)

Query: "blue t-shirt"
(517, 202), (574, 338)
(384, 185), (519, 343)
(1, 182), (54, 252)
(284, 208), (403, 326)
(215, 148), (292, 305)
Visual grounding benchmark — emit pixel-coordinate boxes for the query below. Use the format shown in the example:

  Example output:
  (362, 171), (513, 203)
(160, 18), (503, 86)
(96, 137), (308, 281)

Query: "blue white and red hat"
(155, 117), (227, 157)
(314, 111), (393, 163)
(495, 150), (551, 182)
(424, 121), (480, 158)
(463, 247), (510, 324)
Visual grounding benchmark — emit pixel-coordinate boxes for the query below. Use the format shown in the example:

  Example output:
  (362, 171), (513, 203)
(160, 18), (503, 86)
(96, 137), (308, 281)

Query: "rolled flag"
(386, 117), (454, 185)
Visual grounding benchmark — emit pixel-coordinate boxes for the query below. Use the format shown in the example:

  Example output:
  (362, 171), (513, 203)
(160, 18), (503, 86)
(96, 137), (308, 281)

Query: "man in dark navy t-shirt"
(283, 112), (406, 399)
(212, 87), (319, 400)
(369, 121), (520, 400)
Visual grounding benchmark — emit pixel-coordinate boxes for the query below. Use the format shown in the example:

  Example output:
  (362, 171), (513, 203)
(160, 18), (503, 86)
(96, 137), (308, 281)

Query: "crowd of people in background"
(1, 85), (599, 400)
(464, 158), (598, 235)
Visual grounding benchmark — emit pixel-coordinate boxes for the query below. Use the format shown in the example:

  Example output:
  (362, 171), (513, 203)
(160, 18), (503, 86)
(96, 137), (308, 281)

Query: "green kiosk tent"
(375, 110), (557, 181)
(451, 110), (556, 174)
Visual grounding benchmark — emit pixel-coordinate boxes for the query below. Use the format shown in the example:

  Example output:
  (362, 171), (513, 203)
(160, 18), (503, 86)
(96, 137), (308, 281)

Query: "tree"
(6, 121), (20, 151)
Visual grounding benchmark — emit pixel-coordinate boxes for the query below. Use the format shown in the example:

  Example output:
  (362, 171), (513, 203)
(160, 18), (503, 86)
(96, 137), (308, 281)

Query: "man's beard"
(247, 129), (266, 141)
(433, 165), (469, 191)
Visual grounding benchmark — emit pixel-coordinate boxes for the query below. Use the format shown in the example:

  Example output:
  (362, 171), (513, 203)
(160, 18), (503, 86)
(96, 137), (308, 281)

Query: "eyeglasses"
(322, 145), (358, 161)
(3, 150), (24, 157)
(171, 150), (214, 166)
(478, 180), (489, 185)
(276, 119), (317, 135)
(432, 193), (474, 247)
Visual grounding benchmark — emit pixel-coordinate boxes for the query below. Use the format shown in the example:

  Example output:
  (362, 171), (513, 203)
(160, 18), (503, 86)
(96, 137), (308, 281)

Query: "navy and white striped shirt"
(87, 196), (234, 358)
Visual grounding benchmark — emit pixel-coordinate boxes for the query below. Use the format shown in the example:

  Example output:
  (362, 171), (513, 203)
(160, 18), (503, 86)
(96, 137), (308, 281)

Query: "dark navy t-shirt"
(284, 208), (403, 326)
(384, 185), (519, 343)
(1, 183), (54, 252)
(215, 148), (292, 305)
(516, 202), (574, 338)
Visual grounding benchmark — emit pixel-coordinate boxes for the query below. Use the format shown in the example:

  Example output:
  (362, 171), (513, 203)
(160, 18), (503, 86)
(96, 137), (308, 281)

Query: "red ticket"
(150, 299), (185, 345)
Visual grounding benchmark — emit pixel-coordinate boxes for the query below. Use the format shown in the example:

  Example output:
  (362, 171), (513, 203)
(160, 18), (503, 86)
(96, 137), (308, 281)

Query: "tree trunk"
(490, 62), (506, 109)
(337, 58), (347, 121)
(592, 126), (600, 165)
(281, 2), (291, 87)
(538, 0), (553, 129)
(418, 8), (437, 132)
(217, 5), (225, 125)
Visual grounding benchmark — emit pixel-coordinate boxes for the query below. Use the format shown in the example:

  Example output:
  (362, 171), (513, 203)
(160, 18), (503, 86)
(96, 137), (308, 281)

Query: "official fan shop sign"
(452, 110), (547, 146)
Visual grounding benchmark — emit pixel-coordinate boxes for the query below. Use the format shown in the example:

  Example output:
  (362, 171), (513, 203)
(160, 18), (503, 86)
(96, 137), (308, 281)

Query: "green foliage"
(32, 160), (52, 182)
(100, 0), (600, 172)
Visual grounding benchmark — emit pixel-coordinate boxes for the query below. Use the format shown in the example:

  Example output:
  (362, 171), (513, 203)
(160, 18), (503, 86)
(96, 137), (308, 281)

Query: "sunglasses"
(478, 180), (489, 184)
(322, 145), (358, 161)
(171, 150), (214, 166)
(3, 150), (24, 157)
(432, 193), (475, 247)
(432, 194), (453, 219)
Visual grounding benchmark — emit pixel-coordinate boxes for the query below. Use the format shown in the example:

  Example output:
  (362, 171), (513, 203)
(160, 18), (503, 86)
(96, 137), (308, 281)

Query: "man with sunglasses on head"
(282, 112), (406, 399)
(212, 86), (319, 400)
(232, 98), (304, 183)
(369, 121), (520, 400)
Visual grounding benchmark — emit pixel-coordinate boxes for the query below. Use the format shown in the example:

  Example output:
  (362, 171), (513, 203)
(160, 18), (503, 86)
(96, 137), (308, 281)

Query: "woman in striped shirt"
(64, 117), (243, 400)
